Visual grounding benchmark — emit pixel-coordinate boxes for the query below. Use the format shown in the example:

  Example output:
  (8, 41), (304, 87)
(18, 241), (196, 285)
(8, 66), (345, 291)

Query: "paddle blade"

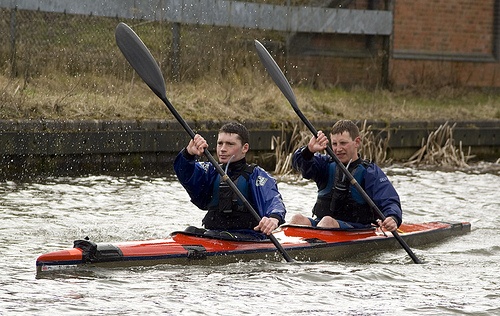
(115, 22), (167, 99)
(254, 40), (297, 108)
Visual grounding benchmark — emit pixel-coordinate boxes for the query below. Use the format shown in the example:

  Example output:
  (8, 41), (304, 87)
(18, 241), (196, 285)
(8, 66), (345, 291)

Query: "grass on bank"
(1, 71), (500, 122)
(1, 10), (499, 123)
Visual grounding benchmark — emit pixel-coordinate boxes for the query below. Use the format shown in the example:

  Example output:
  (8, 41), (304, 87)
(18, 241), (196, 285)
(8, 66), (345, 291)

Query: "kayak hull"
(36, 221), (471, 275)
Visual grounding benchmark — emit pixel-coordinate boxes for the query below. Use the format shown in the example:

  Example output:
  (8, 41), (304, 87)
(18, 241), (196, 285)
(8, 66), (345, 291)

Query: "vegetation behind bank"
(1, 9), (499, 123)
(2, 72), (500, 123)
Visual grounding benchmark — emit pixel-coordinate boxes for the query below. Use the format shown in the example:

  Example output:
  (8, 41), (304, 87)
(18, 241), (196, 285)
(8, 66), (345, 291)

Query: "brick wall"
(393, 1), (494, 54)
(390, 0), (500, 88)
(285, 0), (389, 88)
(288, 0), (499, 89)
(287, 33), (386, 88)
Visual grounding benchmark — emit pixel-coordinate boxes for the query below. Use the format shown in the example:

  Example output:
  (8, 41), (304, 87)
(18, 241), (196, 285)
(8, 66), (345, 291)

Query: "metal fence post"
(171, 22), (181, 82)
(9, 7), (17, 77)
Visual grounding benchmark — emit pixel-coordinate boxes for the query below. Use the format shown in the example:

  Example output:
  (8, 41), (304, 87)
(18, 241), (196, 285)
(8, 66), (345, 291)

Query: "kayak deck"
(36, 221), (471, 275)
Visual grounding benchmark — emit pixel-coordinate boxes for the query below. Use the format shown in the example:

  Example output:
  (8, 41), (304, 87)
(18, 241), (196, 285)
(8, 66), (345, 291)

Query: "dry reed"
(271, 123), (310, 176)
(359, 120), (392, 166)
(270, 121), (392, 176)
(404, 121), (474, 168)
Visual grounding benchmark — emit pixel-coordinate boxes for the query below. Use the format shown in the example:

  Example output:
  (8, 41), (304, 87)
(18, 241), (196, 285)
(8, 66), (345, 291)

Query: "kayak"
(36, 221), (470, 275)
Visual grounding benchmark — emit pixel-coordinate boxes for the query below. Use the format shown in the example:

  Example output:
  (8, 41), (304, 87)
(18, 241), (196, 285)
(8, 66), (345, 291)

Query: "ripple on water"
(0, 169), (498, 315)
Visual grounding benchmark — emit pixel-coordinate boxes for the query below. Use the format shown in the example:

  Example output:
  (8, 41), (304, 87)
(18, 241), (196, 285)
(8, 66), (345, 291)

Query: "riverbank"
(2, 73), (500, 122)
(1, 118), (498, 180)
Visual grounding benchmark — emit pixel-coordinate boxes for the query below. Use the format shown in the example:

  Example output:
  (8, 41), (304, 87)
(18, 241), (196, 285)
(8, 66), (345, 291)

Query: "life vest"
(203, 163), (257, 230)
(312, 159), (376, 225)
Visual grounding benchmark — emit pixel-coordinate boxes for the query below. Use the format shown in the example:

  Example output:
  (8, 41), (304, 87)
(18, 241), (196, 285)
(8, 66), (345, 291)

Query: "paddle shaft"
(115, 23), (293, 262)
(254, 40), (422, 264)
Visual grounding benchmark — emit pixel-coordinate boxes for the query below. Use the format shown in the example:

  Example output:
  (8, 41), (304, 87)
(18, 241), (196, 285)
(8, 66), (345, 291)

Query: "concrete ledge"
(0, 119), (498, 179)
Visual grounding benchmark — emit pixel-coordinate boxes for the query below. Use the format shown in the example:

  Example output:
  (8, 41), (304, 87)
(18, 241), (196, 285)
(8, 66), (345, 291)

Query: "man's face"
(216, 132), (248, 164)
(330, 131), (360, 164)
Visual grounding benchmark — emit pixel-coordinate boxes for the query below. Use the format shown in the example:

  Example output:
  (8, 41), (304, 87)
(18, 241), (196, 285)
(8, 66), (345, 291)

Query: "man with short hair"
(289, 119), (401, 232)
(174, 122), (286, 240)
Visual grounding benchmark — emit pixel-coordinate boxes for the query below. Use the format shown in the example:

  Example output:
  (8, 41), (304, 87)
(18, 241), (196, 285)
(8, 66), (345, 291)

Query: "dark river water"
(1, 164), (499, 315)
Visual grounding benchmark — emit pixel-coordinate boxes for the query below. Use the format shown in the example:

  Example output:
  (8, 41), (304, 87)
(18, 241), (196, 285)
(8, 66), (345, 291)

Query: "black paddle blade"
(115, 22), (167, 100)
(254, 40), (297, 108)
(255, 40), (319, 136)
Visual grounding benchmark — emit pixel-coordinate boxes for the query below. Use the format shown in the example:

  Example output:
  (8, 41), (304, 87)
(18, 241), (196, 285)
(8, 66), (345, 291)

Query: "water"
(1, 166), (499, 315)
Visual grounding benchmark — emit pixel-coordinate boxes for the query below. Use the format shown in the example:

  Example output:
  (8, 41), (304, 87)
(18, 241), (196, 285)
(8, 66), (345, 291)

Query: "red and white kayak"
(36, 221), (471, 275)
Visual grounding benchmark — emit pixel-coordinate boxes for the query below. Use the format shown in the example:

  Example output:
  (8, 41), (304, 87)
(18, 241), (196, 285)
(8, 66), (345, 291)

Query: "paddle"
(254, 40), (423, 264)
(114, 23), (294, 263)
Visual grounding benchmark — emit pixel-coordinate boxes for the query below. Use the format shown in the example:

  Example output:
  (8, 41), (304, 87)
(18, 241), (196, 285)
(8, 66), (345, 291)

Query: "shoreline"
(1, 119), (499, 179)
